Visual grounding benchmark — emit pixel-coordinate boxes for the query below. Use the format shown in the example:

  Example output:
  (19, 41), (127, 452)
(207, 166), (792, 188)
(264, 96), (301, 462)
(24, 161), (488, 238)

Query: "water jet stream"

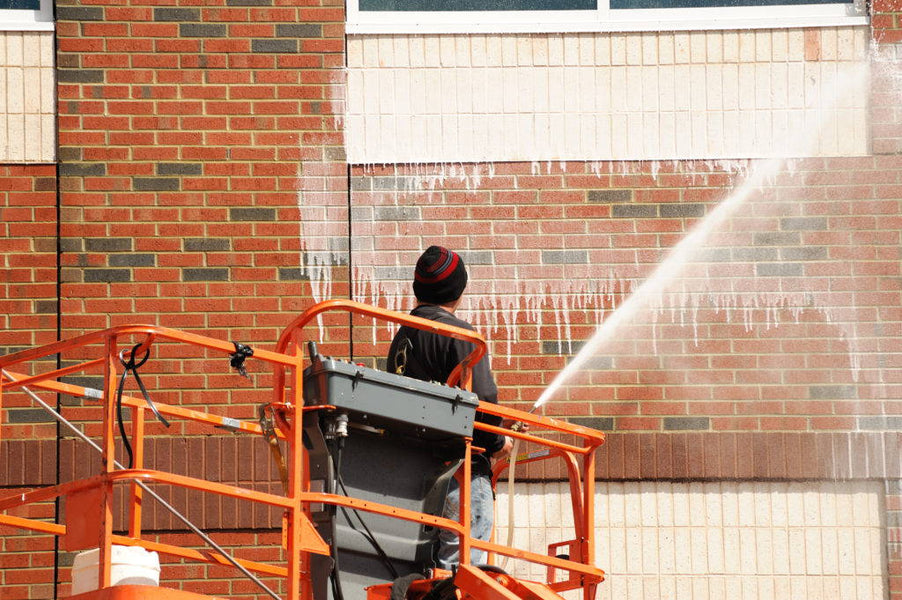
(533, 157), (787, 411)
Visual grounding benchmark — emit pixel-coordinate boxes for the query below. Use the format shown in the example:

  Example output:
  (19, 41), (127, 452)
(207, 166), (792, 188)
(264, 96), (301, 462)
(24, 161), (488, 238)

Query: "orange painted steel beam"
(0, 514), (289, 579)
(273, 298), (488, 401)
(0, 357), (105, 391)
(2, 370), (275, 438)
(70, 583), (229, 600)
(300, 492), (466, 536)
(470, 539), (604, 585)
(476, 402), (606, 447)
(476, 420), (593, 456)
(0, 324), (298, 371)
(454, 564), (524, 600)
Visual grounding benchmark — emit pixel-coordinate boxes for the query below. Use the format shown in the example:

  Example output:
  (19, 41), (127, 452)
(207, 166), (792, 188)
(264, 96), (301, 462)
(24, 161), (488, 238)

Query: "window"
(347, 0), (866, 33)
(0, 0), (53, 31)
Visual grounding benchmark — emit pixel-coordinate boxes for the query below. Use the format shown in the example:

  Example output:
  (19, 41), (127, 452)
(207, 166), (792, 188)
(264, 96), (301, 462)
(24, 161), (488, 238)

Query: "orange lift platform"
(0, 300), (605, 600)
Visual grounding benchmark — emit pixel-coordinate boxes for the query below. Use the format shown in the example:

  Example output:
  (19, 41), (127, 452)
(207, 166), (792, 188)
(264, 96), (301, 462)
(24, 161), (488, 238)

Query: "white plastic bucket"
(71, 545), (160, 595)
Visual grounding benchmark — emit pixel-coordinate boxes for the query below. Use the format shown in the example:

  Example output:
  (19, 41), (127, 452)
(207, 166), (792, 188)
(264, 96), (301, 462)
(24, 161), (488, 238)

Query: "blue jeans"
(437, 474), (493, 569)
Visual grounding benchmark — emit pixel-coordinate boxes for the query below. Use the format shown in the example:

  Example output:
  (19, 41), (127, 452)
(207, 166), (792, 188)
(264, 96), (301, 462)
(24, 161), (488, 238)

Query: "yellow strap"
(258, 404), (289, 493)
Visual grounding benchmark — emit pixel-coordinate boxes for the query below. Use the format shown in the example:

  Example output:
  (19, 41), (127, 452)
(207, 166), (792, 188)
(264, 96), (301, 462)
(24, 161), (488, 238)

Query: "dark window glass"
(612, 0), (847, 7)
(361, 0), (595, 10)
(0, 0), (40, 8)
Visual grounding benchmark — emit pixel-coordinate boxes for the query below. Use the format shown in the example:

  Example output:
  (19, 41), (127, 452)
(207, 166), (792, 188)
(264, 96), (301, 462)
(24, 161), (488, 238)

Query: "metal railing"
(0, 300), (605, 600)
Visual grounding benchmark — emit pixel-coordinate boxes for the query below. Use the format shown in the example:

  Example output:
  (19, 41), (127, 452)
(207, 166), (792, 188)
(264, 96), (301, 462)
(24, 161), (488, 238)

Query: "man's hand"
(493, 435), (514, 461)
(502, 419), (529, 433)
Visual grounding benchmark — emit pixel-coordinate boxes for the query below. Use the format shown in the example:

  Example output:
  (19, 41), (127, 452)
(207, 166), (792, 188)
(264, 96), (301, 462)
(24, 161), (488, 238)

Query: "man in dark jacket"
(387, 245), (512, 568)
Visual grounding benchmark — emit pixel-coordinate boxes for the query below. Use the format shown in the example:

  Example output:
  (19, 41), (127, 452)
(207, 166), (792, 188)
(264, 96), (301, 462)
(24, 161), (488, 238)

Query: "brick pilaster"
(871, 0), (902, 153)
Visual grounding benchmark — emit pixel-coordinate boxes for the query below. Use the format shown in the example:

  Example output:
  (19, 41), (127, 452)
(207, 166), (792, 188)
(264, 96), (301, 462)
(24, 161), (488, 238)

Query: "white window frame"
(347, 0), (867, 34)
(0, 0), (53, 32)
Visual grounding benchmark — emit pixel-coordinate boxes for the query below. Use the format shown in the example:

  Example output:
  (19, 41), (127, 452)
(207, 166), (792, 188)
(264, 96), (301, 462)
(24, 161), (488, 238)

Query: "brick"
(154, 8), (201, 21)
(179, 24), (227, 38)
(780, 246), (828, 261)
(60, 238), (84, 252)
(542, 250), (588, 264)
(60, 163), (106, 177)
(109, 254), (156, 267)
(276, 24), (323, 38)
(809, 385), (858, 399)
(568, 416), (614, 431)
(696, 248), (731, 262)
(461, 250), (493, 265)
(184, 238), (231, 252)
(663, 417), (710, 431)
(57, 70), (105, 84)
(35, 300), (57, 314)
(860, 417), (902, 430)
(350, 178), (372, 191)
(6, 409), (54, 424)
(612, 204), (657, 218)
(83, 269), (131, 283)
(85, 238), (132, 252)
(182, 268), (229, 282)
(372, 176), (413, 191)
(373, 266), (404, 279)
(733, 247), (777, 261)
(157, 163), (203, 176)
(56, 6), (104, 21)
(133, 178), (180, 192)
(588, 189), (632, 203)
(756, 262), (803, 277)
(374, 206), (419, 221)
(754, 231), (801, 246)
(229, 207), (276, 221)
(252, 39), (298, 53)
(781, 216), (827, 231)
(34, 178), (57, 191)
(659, 203), (705, 218)
(278, 267), (308, 281)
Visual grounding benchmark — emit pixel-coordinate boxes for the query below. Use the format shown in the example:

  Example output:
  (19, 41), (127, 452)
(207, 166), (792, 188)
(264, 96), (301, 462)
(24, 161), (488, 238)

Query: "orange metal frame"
(0, 300), (605, 600)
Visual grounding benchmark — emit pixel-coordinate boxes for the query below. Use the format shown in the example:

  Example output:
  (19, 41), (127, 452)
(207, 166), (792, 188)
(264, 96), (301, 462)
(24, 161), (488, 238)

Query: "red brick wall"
(53, 0), (348, 452)
(872, 0), (902, 154)
(5, 0), (347, 597)
(889, 480), (902, 600)
(347, 157), (901, 420)
(55, 0), (346, 339)
(0, 496), (57, 600)
(0, 164), (57, 356)
(0, 165), (58, 599)
(873, 0), (902, 43)
(1, 0), (900, 597)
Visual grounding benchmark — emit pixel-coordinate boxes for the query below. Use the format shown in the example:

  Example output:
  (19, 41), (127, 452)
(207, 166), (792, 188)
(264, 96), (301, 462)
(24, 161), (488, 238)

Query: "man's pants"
(436, 474), (493, 569)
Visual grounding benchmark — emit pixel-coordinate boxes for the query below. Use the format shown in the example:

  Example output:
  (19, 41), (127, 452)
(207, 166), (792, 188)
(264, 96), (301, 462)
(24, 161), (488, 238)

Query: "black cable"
(337, 473), (399, 579)
(330, 437), (400, 580)
(116, 343), (171, 468)
(329, 439), (346, 600)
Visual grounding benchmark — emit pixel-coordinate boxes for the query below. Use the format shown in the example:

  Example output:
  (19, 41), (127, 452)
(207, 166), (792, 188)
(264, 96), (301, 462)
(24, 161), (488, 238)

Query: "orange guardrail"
(0, 300), (604, 600)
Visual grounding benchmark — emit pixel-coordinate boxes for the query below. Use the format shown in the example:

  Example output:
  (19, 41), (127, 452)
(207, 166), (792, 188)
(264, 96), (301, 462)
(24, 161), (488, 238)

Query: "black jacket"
(387, 304), (505, 477)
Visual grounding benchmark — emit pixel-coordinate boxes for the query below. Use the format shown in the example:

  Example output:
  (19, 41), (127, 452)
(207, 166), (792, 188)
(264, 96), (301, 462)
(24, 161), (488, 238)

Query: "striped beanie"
(413, 245), (468, 305)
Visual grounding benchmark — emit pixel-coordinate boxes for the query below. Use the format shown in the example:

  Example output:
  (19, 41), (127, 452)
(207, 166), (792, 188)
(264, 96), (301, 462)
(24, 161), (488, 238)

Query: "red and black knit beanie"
(413, 245), (468, 305)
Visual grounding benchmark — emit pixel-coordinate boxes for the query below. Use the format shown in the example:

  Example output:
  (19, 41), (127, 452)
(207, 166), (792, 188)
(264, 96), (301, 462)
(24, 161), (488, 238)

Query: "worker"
(387, 245), (513, 569)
